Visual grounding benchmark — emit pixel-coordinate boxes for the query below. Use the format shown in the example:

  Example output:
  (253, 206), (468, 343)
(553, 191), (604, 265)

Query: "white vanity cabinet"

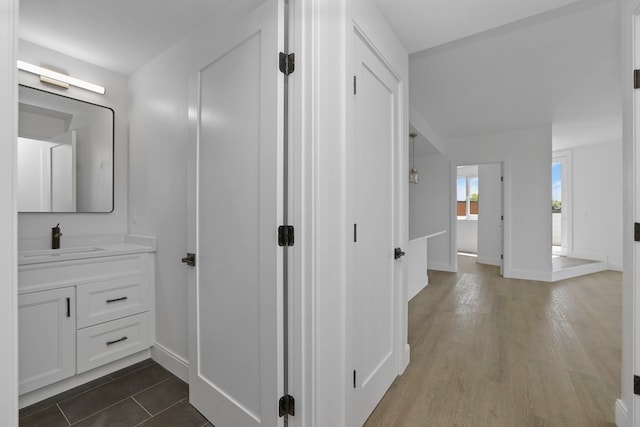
(18, 286), (76, 395)
(18, 242), (155, 401)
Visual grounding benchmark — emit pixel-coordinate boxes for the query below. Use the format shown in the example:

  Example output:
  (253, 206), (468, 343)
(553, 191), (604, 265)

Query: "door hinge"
(353, 370), (357, 388)
(181, 253), (196, 267)
(501, 176), (504, 182)
(279, 394), (295, 417)
(353, 76), (357, 95)
(635, 70), (640, 89)
(501, 215), (504, 221)
(501, 254), (504, 260)
(278, 225), (295, 247)
(279, 52), (295, 75)
(635, 223), (640, 242)
(354, 224), (357, 242)
(635, 375), (640, 395)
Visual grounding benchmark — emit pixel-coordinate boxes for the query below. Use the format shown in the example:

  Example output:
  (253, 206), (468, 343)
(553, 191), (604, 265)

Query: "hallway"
(366, 256), (621, 426)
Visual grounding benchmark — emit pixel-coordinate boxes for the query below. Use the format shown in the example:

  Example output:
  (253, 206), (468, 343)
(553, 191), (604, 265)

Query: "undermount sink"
(21, 246), (106, 258)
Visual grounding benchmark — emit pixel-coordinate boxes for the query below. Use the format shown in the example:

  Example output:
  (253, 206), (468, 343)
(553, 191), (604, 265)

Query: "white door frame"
(0, 0), (19, 424)
(291, 1), (409, 425)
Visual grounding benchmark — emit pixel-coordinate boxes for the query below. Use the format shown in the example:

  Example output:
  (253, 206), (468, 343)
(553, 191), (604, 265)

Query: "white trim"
(507, 269), (552, 282)
(427, 262), (456, 272)
(551, 261), (608, 282)
(567, 251), (607, 262)
(616, 399), (629, 427)
(150, 342), (189, 383)
(289, 1), (314, 426)
(0, 0), (18, 424)
(609, 263), (624, 272)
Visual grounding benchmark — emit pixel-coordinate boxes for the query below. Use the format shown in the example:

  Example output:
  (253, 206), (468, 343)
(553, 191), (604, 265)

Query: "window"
(457, 176), (479, 218)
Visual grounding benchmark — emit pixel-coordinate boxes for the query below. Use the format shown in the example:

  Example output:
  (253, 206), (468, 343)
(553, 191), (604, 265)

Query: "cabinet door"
(19, 287), (76, 395)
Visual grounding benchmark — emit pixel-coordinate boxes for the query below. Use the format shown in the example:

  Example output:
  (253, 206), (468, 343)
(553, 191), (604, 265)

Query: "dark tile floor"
(19, 359), (213, 427)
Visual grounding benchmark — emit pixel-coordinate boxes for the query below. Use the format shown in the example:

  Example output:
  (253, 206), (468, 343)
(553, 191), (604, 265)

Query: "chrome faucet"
(52, 223), (62, 249)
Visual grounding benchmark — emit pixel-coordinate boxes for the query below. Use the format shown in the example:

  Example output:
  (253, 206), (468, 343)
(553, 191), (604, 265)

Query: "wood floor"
(365, 255), (622, 427)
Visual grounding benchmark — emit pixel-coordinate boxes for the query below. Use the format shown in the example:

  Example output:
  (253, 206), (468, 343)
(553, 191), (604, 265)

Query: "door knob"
(181, 253), (196, 267)
(394, 247), (405, 260)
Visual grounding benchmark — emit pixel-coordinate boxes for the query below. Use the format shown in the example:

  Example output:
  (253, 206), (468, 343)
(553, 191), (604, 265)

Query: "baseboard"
(408, 279), (427, 301)
(567, 251), (606, 262)
(507, 269), (551, 282)
(400, 344), (410, 375)
(427, 262), (456, 272)
(151, 342), (189, 383)
(608, 263), (623, 272)
(552, 261), (608, 282)
(615, 399), (629, 427)
(476, 257), (501, 267)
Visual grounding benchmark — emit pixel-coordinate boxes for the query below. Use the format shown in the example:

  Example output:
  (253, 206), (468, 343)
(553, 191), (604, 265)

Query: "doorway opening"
(456, 163), (504, 274)
(552, 151), (571, 256)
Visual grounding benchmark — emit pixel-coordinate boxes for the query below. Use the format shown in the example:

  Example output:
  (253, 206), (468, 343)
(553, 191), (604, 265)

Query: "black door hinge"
(501, 254), (503, 260)
(278, 225), (295, 247)
(635, 223), (640, 242)
(354, 224), (357, 242)
(279, 394), (295, 417)
(279, 52), (295, 75)
(501, 176), (504, 182)
(353, 76), (357, 95)
(635, 375), (640, 395)
(181, 253), (196, 267)
(635, 70), (640, 89)
(353, 370), (357, 388)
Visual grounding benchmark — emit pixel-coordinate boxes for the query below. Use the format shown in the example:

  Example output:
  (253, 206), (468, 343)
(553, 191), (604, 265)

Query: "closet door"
(187, 1), (283, 426)
(351, 31), (402, 426)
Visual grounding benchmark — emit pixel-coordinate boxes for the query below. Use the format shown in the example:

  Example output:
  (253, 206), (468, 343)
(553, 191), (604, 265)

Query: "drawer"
(77, 313), (149, 373)
(19, 254), (149, 292)
(76, 276), (149, 328)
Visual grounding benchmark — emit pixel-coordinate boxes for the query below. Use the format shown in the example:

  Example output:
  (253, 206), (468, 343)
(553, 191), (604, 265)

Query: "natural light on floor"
(457, 252), (477, 257)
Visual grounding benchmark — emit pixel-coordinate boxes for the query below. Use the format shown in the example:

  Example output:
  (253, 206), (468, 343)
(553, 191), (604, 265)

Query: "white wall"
(569, 141), (623, 269)
(409, 151), (454, 271)
(477, 162), (503, 266)
(0, 0), (18, 424)
(17, 40), (128, 249)
(446, 126), (552, 280)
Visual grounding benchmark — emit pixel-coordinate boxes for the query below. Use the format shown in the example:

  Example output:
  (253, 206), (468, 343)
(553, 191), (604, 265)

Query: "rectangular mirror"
(18, 85), (114, 213)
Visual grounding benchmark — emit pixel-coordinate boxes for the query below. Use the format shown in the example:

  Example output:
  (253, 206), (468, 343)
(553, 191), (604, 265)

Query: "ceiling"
(19, 0), (621, 151)
(19, 0), (260, 75)
(372, 0), (586, 53)
(406, 0), (621, 150)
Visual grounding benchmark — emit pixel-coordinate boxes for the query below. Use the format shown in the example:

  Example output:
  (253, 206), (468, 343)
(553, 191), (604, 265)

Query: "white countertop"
(19, 239), (156, 266)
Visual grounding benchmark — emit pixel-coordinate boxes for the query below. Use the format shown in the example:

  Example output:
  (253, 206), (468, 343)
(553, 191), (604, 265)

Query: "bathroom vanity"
(17, 236), (155, 407)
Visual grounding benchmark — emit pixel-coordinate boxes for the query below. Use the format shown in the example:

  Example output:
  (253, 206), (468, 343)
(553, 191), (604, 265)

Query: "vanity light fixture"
(409, 132), (419, 184)
(17, 60), (106, 95)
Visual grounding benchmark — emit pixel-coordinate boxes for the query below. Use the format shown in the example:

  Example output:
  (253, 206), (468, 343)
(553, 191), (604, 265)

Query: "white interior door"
(187, 2), (283, 426)
(351, 32), (400, 426)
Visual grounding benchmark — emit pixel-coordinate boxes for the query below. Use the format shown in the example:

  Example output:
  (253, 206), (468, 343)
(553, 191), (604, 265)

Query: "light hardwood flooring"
(365, 255), (621, 427)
